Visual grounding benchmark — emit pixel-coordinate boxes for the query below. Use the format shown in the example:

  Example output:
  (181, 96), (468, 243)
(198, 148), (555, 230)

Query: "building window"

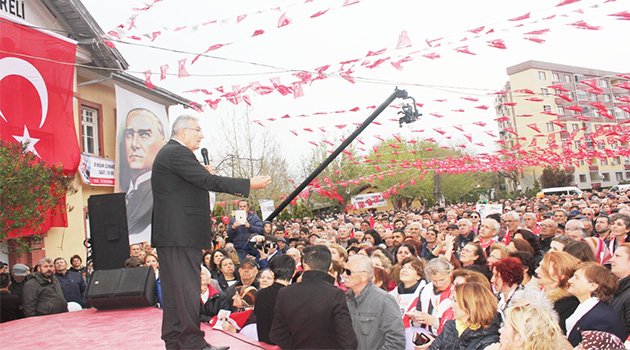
(602, 172), (610, 181)
(577, 90), (587, 100)
(543, 105), (551, 112)
(541, 88), (549, 96)
(546, 122), (554, 132)
(80, 103), (102, 156)
(580, 160), (585, 166)
(616, 172), (624, 182)
(598, 141), (606, 150)
(626, 171), (630, 179)
(572, 123), (579, 131)
(558, 106), (565, 116)
(552, 73), (560, 81)
(538, 71), (546, 80)
(601, 158), (608, 166)
(603, 94), (611, 102)
(612, 156), (621, 165)
(599, 79), (609, 88)
(564, 74), (571, 83)
(575, 141), (581, 149)
(589, 93), (598, 102)
(579, 174), (587, 183)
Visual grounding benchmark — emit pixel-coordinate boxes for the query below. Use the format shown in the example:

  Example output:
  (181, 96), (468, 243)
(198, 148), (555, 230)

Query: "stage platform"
(0, 307), (279, 350)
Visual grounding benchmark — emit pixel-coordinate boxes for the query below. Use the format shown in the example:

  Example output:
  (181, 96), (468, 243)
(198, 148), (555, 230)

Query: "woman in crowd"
(458, 242), (491, 280)
(217, 257), (239, 290)
(391, 243), (418, 284)
(509, 251), (538, 290)
(565, 262), (627, 346)
(468, 211), (481, 234)
(564, 240), (596, 263)
(364, 229), (383, 247)
(207, 249), (227, 280)
(491, 257), (524, 318)
(370, 249), (393, 273)
(373, 266), (393, 292)
(452, 269), (491, 291)
(262, 221), (273, 236)
(610, 213), (630, 255)
(390, 257), (426, 315)
(421, 282), (500, 350)
(328, 243), (348, 264)
(257, 268), (274, 289)
(535, 251), (581, 333)
(489, 303), (572, 350)
(487, 243), (509, 266)
(200, 268), (225, 323)
(550, 236), (572, 252)
(610, 242), (630, 332)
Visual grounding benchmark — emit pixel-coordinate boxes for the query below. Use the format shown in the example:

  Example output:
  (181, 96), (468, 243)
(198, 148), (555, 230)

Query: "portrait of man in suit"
(119, 108), (166, 239)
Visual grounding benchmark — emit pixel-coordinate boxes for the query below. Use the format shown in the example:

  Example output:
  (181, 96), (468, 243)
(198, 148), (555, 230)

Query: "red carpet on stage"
(0, 307), (279, 350)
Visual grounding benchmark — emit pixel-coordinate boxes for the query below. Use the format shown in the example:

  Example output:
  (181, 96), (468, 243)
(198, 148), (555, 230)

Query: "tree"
(539, 166), (574, 188)
(214, 108), (293, 209)
(0, 141), (73, 239)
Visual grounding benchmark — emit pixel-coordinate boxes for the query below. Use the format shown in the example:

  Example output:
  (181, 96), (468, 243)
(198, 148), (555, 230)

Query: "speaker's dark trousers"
(158, 246), (205, 349)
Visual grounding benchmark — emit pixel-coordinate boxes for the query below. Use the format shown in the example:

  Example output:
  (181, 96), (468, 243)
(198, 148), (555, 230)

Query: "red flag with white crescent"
(0, 16), (79, 235)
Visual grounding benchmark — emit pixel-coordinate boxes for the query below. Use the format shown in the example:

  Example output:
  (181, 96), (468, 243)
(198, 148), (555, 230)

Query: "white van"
(542, 186), (583, 196)
(610, 184), (630, 193)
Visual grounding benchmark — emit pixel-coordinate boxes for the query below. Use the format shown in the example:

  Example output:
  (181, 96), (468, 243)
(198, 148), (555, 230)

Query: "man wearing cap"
(221, 258), (259, 312)
(9, 263), (30, 299)
(1, 272), (23, 323)
(22, 257), (68, 317)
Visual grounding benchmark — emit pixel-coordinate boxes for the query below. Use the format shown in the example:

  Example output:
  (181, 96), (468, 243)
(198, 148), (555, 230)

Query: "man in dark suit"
(255, 255), (295, 345)
(152, 115), (271, 350)
(270, 245), (358, 349)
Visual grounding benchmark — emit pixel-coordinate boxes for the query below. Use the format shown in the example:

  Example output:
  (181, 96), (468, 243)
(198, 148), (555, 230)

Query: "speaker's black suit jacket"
(151, 139), (249, 249)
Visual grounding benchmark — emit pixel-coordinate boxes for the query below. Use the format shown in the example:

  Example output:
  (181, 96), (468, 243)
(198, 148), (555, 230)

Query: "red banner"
(0, 16), (79, 235)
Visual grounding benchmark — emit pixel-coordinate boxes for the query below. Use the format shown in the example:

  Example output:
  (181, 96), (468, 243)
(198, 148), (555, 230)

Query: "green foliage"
(212, 204), (226, 217)
(300, 136), (499, 208)
(277, 208), (292, 221)
(0, 141), (73, 239)
(292, 201), (313, 219)
(539, 166), (574, 188)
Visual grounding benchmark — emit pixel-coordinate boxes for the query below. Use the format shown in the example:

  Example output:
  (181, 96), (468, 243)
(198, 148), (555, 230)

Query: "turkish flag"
(0, 17), (79, 236)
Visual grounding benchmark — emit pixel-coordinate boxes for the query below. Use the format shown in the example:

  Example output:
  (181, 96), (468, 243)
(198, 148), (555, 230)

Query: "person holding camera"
(227, 200), (264, 260)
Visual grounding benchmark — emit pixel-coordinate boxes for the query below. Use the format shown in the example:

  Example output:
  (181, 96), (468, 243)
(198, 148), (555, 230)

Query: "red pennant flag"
(159, 64), (168, 80)
(525, 29), (550, 35)
(487, 39), (506, 49)
(570, 20), (601, 30)
(278, 13), (292, 27)
(422, 52), (441, 60)
(178, 59), (189, 77)
(455, 46), (476, 55)
(1, 18), (79, 235)
(556, 0), (579, 6)
(396, 30), (412, 49)
(473, 121), (487, 127)
(252, 29), (265, 36)
(468, 26), (485, 34)
(609, 11), (630, 20)
(143, 70), (154, 89)
(509, 12), (531, 21)
(525, 37), (546, 44)
(527, 123), (541, 133)
(311, 9), (330, 18)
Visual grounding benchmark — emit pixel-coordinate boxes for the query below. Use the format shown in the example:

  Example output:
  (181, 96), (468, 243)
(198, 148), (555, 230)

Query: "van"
(542, 186), (583, 196)
(610, 184), (630, 193)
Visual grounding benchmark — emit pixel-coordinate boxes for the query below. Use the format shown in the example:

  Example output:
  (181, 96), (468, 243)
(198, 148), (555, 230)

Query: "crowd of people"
(2, 187), (630, 350)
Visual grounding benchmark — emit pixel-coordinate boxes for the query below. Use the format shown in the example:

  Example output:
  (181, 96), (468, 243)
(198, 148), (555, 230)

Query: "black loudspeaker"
(88, 193), (129, 271)
(87, 267), (156, 309)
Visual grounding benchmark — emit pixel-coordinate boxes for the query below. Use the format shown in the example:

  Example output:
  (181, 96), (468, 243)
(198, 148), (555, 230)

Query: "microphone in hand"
(201, 148), (210, 165)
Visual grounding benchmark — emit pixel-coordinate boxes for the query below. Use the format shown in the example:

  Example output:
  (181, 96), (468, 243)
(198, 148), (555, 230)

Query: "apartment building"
(495, 60), (630, 192)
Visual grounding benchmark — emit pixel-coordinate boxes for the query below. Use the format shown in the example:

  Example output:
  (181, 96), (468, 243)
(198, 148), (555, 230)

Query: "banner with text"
(259, 199), (275, 221)
(475, 204), (503, 219)
(351, 192), (386, 209)
(79, 153), (115, 186)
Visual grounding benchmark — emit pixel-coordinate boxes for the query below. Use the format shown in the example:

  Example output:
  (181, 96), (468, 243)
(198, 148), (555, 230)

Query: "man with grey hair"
(478, 218), (500, 253)
(540, 219), (558, 253)
(500, 211), (521, 245)
(455, 218), (475, 255)
(22, 257), (68, 317)
(152, 115), (272, 350)
(565, 219), (588, 240)
(522, 212), (541, 235)
(344, 255), (405, 349)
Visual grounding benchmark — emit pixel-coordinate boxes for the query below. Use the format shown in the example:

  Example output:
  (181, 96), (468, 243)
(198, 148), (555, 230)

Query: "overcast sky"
(82, 0), (629, 175)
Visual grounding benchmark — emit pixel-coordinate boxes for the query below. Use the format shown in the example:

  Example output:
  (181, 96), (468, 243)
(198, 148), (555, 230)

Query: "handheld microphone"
(201, 148), (210, 165)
